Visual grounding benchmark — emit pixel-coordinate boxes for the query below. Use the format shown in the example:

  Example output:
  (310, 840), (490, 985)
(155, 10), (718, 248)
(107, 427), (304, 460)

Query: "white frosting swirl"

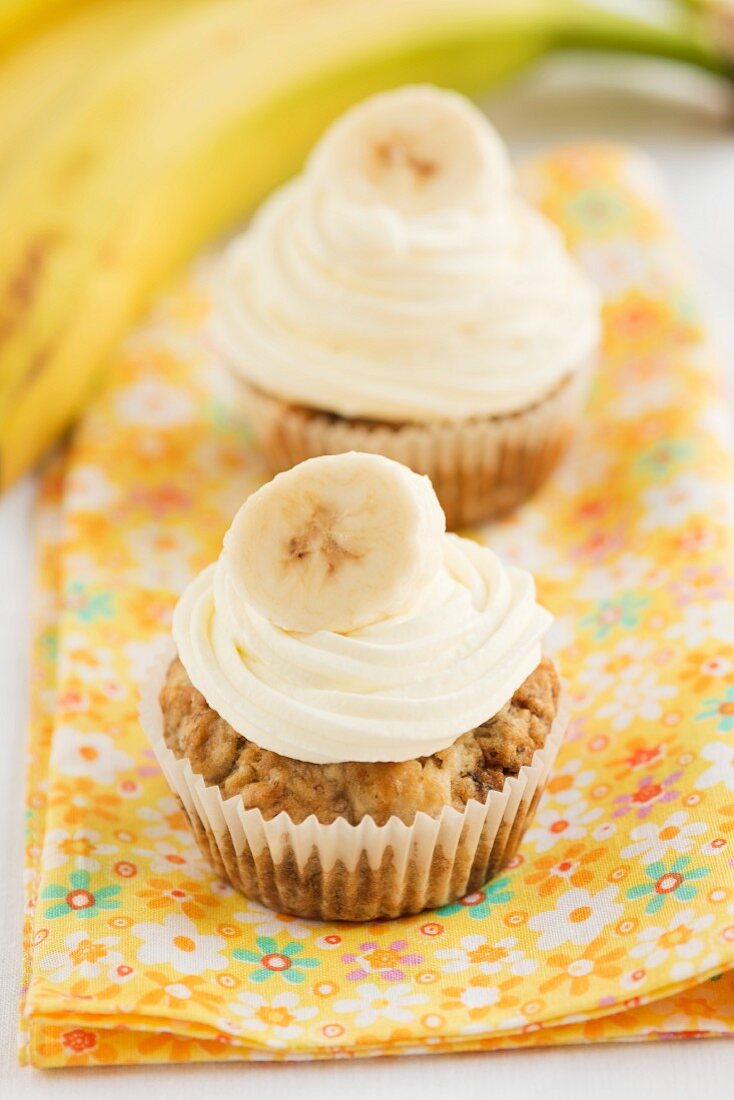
(211, 86), (600, 422)
(172, 533), (552, 765)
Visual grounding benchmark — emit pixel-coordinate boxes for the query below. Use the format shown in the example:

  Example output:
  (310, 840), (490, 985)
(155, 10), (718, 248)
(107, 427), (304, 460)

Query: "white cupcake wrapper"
(139, 642), (567, 921)
(237, 358), (593, 529)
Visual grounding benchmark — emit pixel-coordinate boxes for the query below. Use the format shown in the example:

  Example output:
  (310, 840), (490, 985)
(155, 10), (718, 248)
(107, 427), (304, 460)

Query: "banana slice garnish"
(309, 84), (512, 216)
(222, 451), (445, 635)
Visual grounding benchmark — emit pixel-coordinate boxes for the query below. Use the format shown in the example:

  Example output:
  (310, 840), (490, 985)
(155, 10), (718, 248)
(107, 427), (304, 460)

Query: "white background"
(2, 53), (734, 1098)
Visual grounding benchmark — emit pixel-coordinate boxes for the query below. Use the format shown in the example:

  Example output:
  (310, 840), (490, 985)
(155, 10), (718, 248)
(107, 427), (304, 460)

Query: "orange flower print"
(671, 517), (721, 558)
(53, 978), (121, 1003)
(524, 843), (605, 897)
(353, 1025), (413, 1048)
(717, 803), (734, 834)
(629, 908), (715, 968)
(136, 1031), (235, 1062)
(136, 876), (220, 920)
(544, 759), (596, 800)
(228, 989), (318, 1044)
(583, 1005), (642, 1042)
(38, 930), (124, 984)
(539, 938), (626, 997)
(137, 970), (223, 1011)
(124, 587), (175, 633)
(681, 649), (734, 694)
(441, 975), (522, 1022)
(137, 839), (208, 880)
(42, 826), (117, 872)
(66, 513), (134, 569)
(36, 1025), (120, 1066)
(47, 777), (123, 827)
(138, 795), (192, 842)
(434, 934), (536, 978)
(672, 991), (722, 1023)
(609, 732), (681, 782)
(603, 289), (699, 360)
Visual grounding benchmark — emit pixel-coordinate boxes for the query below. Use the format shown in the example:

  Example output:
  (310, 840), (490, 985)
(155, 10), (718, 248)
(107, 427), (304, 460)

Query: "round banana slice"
(310, 84), (512, 215)
(222, 452), (446, 635)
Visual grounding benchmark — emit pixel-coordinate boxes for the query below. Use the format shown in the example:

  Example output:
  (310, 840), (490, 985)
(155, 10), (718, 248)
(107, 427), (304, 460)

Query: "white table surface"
(3, 54), (734, 1098)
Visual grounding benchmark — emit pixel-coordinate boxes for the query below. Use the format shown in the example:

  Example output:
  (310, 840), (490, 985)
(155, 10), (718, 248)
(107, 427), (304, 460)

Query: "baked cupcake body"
(142, 453), (566, 921)
(211, 86), (600, 526)
(162, 656), (560, 826)
(159, 657), (561, 920)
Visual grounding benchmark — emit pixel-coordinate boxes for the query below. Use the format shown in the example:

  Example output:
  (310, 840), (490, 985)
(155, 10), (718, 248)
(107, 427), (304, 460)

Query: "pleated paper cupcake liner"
(235, 361), (592, 530)
(139, 644), (568, 922)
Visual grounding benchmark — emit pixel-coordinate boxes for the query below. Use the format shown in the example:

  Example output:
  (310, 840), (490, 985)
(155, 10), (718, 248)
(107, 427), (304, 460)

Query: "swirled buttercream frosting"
(173, 535), (552, 765)
(211, 84), (600, 423)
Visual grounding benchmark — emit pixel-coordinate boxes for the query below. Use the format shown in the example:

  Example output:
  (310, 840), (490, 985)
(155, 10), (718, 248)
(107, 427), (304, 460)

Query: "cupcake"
(140, 452), (566, 921)
(210, 85), (600, 528)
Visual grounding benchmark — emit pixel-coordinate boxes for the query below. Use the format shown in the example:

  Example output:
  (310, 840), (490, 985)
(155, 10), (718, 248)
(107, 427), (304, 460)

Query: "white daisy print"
(450, 984), (504, 1015)
(487, 512), (573, 581)
(641, 474), (719, 532)
(667, 602), (734, 648)
(669, 953), (722, 984)
(64, 635), (118, 686)
(435, 934), (536, 977)
(228, 991), (318, 1047)
(577, 556), (666, 602)
(116, 378), (195, 427)
(132, 914), (227, 975)
(528, 885), (624, 950)
(612, 375), (678, 419)
(51, 727), (133, 785)
(696, 742), (734, 792)
(578, 637), (655, 695)
(66, 464), (117, 511)
(39, 931), (122, 984)
(544, 758), (597, 804)
(630, 909), (716, 969)
(524, 798), (603, 854)
(620, 811), (708, 865)
(123, 525), (199, 591)
(138, 795), (194, 843)
(575, 237), (653, 298)
(234, 901), (319, 942)
(42, 827), (118, 872)
(332, 983), (427, 1028)
(135, 840), (206, 880)
(553, 441), (614, 496)
(597, 670), (676, 731)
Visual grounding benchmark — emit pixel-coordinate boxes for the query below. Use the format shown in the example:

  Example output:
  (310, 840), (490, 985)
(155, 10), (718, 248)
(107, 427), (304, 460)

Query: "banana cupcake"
(210, 85), (600, 528)
(140, 453), (566, 921)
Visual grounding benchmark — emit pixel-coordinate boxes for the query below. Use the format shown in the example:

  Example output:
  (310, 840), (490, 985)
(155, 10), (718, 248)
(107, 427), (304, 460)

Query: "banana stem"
(552, 0), (733, 78)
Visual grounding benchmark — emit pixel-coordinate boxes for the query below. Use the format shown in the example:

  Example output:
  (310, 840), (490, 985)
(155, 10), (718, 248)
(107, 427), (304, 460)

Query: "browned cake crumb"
(160, 657), (560, 826)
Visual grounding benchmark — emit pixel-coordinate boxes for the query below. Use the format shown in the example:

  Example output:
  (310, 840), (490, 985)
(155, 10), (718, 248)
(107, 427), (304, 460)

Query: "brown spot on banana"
(13, 345), (51, 394)
(288, 507), (360, 573)
(375, 138), (437, 180)
(0, 231), (62, 349)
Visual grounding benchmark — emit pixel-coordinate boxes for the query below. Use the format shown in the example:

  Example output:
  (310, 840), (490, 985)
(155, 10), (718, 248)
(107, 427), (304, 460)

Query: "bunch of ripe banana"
(0, 0), (730, 491)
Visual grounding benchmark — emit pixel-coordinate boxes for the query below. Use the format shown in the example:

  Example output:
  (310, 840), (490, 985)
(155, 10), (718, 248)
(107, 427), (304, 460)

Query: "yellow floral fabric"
(20, 146), (734, 1067)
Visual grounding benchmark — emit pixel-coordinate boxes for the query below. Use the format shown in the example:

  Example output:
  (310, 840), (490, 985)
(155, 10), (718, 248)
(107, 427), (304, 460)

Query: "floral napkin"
(19, 146), (734, 1067)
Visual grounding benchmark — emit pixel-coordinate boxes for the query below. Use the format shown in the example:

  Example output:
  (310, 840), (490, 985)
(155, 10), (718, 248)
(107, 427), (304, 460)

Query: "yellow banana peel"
(0, 0), (730, 490)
